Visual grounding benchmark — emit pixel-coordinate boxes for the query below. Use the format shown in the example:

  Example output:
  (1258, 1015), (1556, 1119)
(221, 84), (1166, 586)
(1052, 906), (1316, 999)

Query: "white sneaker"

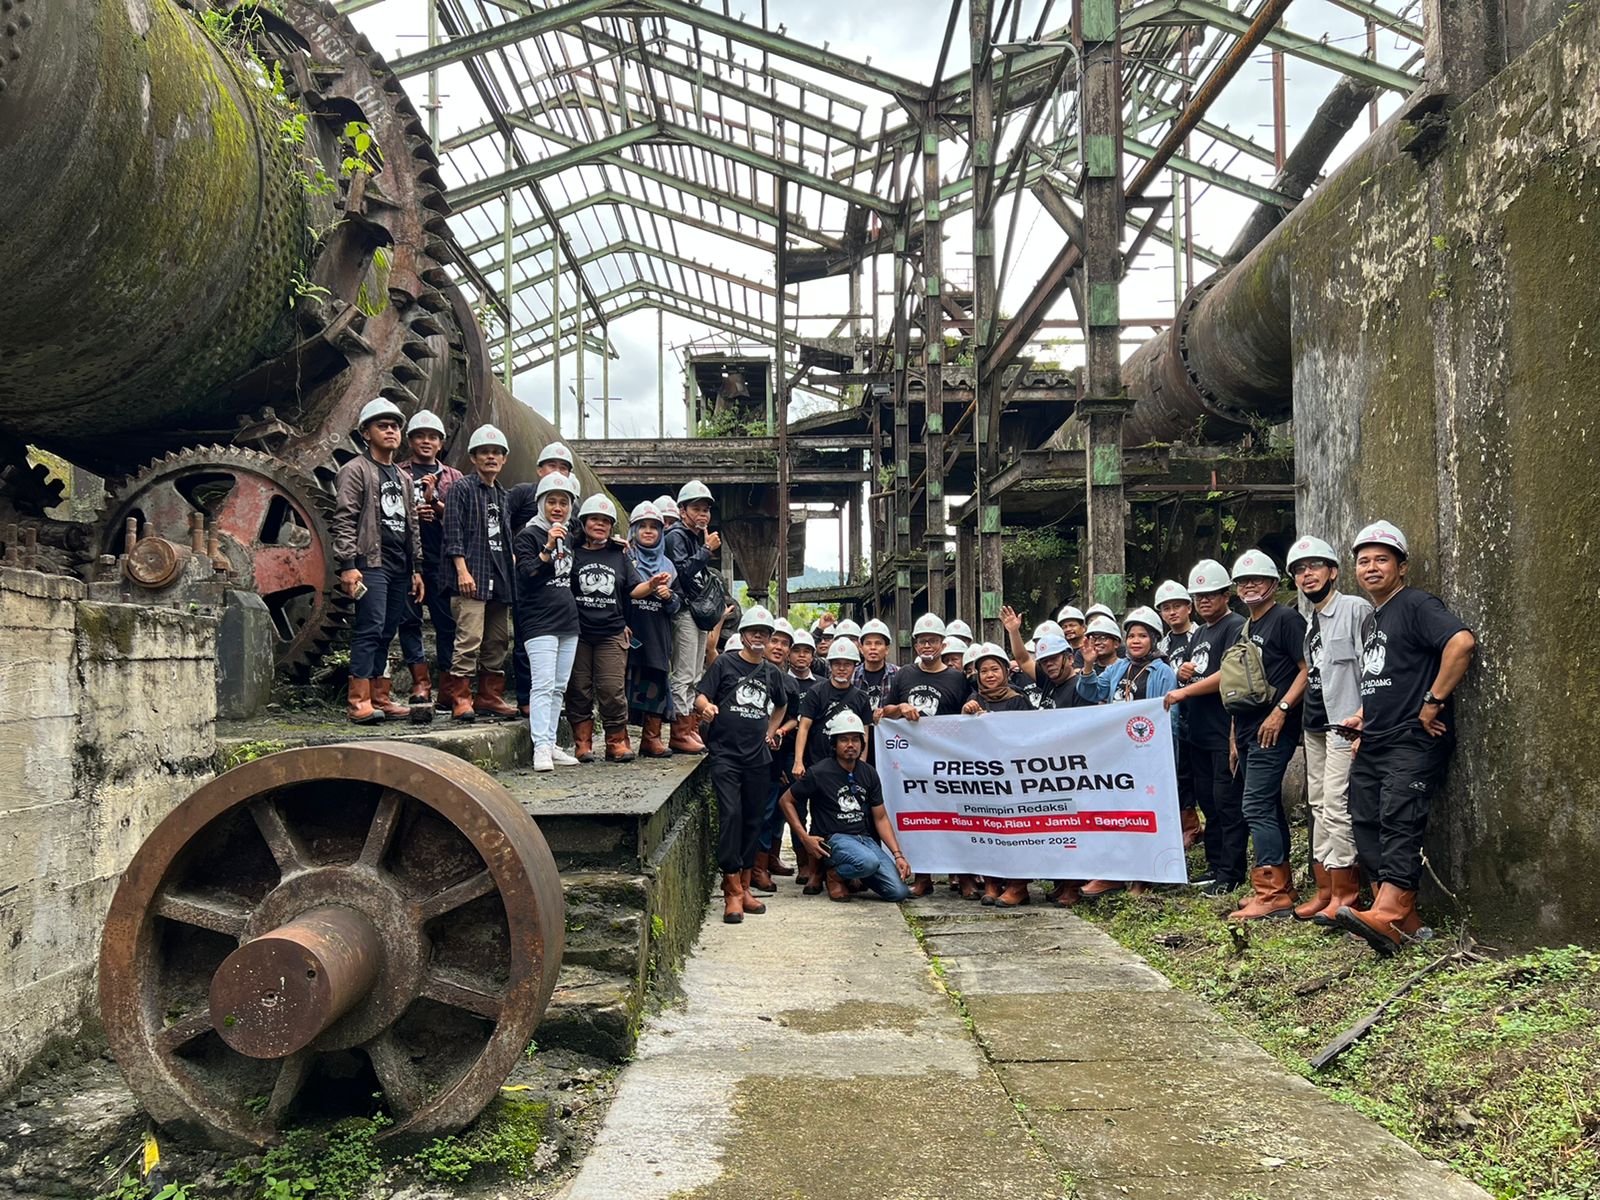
(550, 745), (580, 766)
(533, 745), (554, 772)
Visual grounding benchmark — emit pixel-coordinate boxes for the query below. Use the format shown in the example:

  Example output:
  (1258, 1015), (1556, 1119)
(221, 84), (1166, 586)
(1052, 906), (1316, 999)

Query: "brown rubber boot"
(669, 715), (705, 754)
(473, 670), (517, 720)
(825, 869), (851, 902)
(572, 719), (596, 763)
(750, 852), (777, 894)
(1293, 862), (1333, 921)
(768, 837), (795, 877)
(739, 869), (767, 914)
(721, 872), (745, 924)
(980, 877), (1004, 906)
(370, 677), (409, 719)
(1079, 879), (1127, 901)
(1046, 880), (1081, 908)
(996, 879), (1032, 908)
(441, 672), (475, 722)
(347, 678), (383, 725)
(1336, 883), (1423, 956)
(1229, 864), (1297, 921)
(957, 874), (982, 901)
(1180, 806), (1203, 849)
(605, 727), (636, 763)
(435, 678), (453, 713)
(640, 714), (671, 757)
(1316, 866), (1363, 927)
(907, 873), (934, 898)
(408, 662), (433, 706)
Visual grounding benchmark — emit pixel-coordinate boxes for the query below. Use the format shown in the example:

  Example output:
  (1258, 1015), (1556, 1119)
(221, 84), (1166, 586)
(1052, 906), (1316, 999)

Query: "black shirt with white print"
(570, 542), (635, 640)
(799, 683), (875, 766)
(484, 494), (513, 602)
(790, 757), (883, 840)
(697, 653), (786, 765)
(376, 462), (409, 566)
(1305, 611), (1328, 727)
(512, 521), (579, 637)
(1233, 604), (1307, 746)
(883, 662), (970, 718)
(1184, 612), (1245, 751)
(1358, 586), (1470, 745)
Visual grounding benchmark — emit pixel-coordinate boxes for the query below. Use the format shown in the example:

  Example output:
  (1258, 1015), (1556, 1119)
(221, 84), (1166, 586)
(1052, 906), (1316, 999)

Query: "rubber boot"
(907, 873), (934, 898)
(750, 852), (777, 894)
(957, 874), (981, 901)
(1293, 863), (1334, 922)
(605, 726), (636, 763)
(669, 715), (705, 754)
(1047, 880), (1081, 908)
(408, 663), (433, 705)
(442, 673), (475, 722)
(1316, 866), (1362, 928)
(721, 873), (745, 924)
(346, 678), (383, 725)
(1079, 880), (1127, 902)
(802, 856), (825, 896)
(473, 670), (517, 720)
(1229, 864), (1297, 921)
(825, 869), (851, 902)
(996, 879), (1032, 908)
(739, 869), (766, 914)
(572, 719), (596, 763)
(1181, 806), (1203, 849)
(370, 676), (409, 719)
(640, 714), (672, 758)
(435, 678), (453, 712)
(981, 877), (1004, 906)
(768, 836), (795, 877)
(1336, 883), (1423, 956)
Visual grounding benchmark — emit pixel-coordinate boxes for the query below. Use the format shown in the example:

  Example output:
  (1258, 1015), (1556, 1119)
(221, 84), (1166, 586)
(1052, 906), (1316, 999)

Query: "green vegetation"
(222, 739), (290, 770)
(407, 1094), (549, 1182)
(97, 1176), (190, 1200)
(222, 1113), (390, 1200)
(1001, 526), (1070, 566)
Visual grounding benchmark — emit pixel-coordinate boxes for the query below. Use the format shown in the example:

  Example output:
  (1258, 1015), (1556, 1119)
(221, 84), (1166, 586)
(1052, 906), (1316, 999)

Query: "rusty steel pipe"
(210, 906), (383, 1060)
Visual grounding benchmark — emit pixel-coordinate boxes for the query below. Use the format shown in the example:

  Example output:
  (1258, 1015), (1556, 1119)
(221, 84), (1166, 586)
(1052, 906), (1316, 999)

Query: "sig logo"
(1125, 715), (1157, 745)
(882, 734), (910, 750)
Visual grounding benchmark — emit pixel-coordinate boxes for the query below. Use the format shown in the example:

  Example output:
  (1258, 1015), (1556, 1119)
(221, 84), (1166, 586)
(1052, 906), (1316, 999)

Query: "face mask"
(1305, 579), (1335, 604)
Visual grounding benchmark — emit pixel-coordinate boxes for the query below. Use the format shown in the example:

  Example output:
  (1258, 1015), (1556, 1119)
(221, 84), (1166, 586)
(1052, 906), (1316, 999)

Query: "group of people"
(333, 397), (1476, 957)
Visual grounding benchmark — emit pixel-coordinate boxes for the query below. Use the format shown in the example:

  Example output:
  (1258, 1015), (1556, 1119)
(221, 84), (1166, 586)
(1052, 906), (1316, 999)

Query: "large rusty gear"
(99, 743), (565, 1148)
(0, 438), (68, 517)
(102, 447), (351, 676)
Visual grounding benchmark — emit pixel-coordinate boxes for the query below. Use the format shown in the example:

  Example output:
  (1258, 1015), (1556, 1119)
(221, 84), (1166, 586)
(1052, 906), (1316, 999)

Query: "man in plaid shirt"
(440, 424), (518, 721)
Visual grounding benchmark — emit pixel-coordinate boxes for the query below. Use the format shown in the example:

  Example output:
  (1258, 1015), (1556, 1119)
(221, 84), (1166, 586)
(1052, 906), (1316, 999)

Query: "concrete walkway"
(561, 888), (1489, 1200)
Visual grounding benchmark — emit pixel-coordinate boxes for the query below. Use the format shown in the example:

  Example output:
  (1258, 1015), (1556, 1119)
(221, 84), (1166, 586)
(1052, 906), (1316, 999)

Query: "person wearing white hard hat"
(1150, 580), (1202, 849)
(944, 618), (975, 646)
(1221, 550), (1309, 923)
(502, 444), (584, 718)
(958, 642), (1044, 908)
(622, 501), (679, 761)
(562, 496), (658, 765)
(1056, 605), (1088, 668)
(1162, 558), (1248, 895)
(333, 398), (425, 724)
(1334, 521), (1476, 957)
(833, 617), (863, 644)
(881, 613), (975, 899)
(513, 474), (581, 771)
(942, 635), (967, 672)
(654, 495), (680, 529)
(791, 638), (876, 893)
(664, 480), (723, 754)
(1000, 606), (1084, 712)
(1284, 534), (1371, 926)
(397, 411), (464, 714)
(695, 606), (789, 923)
(788, 627), (818, 692)
(750, 618), (805, 890)
(438, 424), (517, 720)
(853, 618), (898, 709)
(778, 710), (911, 903)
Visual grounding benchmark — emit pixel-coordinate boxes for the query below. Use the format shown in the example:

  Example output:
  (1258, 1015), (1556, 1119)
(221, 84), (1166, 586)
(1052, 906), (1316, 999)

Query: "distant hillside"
(791, 564), (845, 589)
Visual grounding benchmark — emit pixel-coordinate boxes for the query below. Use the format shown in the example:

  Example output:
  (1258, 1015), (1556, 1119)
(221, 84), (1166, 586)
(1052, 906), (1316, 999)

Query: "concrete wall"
(0, 567), (216, 1091)
(1290, 1), (1600, 943)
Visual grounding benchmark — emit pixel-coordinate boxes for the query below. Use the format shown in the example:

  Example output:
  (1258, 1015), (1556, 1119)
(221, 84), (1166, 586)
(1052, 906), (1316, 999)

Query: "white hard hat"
(1231, 549), (1279, 580)
(406, 409), (445, 436)
(1035, 632), (1070, 660)
(654, 495), (680, 520)
(577, 494), (618, 522)
(973, 642), (1009, 669)
(1057, 605), (1085, 624)
(826, 638), (861, 663)
(1085, 615), (1122, 639)
(535, 472), (577, 501)
(538, 442), (574, 468)
(860, 618), (892, 641)
(912, 613), (946, 639)
(1154, 579), (1192, 607)
(1187, 559), (1231, 594)
(738, 605), (776, 632)
(1122, 606), (1164, 637)
(1025, 639), (1037, 655)
(677, 479), (713, 505)
(771, 618), (794, 639)
(791, 628), (815, 650)
(945, 619), (974, 643)
(833, 618), (862, 639)
(725, 633), (743, 652)
(943, 636), (967, 657)
(629, 500), (663, 525)
(824, 710), (867, 739)
(1032, 620), (1065, 643)
(357, 397), (404, 429)
(1286, 535), (1339, 570)
(1352, 519), (1408, 559)
(467, 423), (509, 453)
(1086, 604), (1116, 622)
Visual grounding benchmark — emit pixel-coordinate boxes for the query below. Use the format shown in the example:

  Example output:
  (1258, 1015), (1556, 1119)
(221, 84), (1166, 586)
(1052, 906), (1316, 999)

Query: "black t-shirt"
(1117, 658), (1164, 703)
(1039, 675), (1086, 710)
(1234, 604), (1308, 745)
(884, 663), (970, 717)
(698, 653), (787, 764)
(1305, 610), (1328, 726)
(1160, 625), (1198, 669)
(484, 494), (513, 602)
(571, 542), (633, 639)
(376, 462), (409, 566)
(1184, 612), (1245, 751)
(1359, 587), (1470, 744)
(512, 523), (579, 637)
(769, 670), (804, 782)
(978, 691), (1035, 713)
(407, 462), (444, 566)
(791, 756), (883, 839)
(800, 682), (875, 766)
(857, 666), (893, 711)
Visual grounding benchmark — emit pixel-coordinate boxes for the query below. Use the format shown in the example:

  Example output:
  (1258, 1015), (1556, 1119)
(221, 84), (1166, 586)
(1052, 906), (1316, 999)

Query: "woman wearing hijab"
(959, 643), (1036, 908)
(513, 473), (581, 772)
(626, 500), (679, 757)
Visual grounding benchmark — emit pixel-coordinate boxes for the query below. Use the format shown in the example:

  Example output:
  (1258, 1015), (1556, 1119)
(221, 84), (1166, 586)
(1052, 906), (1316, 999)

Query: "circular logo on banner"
(1126, 715), (1157, 745)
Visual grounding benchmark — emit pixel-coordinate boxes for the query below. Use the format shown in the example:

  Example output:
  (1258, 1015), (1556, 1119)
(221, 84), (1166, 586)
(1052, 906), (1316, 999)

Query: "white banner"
(875, 700), (1187, 882)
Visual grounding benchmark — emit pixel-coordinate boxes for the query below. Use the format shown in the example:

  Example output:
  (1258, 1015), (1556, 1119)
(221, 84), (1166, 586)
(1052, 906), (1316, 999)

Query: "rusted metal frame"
(509, 293), (778, 373)
(466, 191), (773, 259)
(985, 45), (1078, 222)
(1168, 0), (1418, 91)
(889, 188), (914, 643)
(969, 0), (1004, 640)
(392, 0), (616, 77)
(920, 103), (947, 617)
(511, 237), (776, 298)
(775, 179), (791, 608)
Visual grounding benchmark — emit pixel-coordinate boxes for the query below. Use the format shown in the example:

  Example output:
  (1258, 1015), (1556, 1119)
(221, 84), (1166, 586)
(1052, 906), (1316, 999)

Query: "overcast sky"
(351, 0), (1419, 573)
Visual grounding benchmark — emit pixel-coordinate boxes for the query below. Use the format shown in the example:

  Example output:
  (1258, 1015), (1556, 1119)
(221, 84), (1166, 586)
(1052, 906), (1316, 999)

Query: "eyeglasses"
(1289, 563), (1325, 575)
(370, 420), (402, 431)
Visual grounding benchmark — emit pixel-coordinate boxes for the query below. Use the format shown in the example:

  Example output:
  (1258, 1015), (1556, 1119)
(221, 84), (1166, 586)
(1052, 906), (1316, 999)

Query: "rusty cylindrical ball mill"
(98, 743), (564, 1147)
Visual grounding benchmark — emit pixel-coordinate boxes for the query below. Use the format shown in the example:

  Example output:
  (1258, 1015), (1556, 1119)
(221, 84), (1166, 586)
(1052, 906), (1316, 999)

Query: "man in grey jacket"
(1285, 535), (1372, 924)
(333, 398), (424, 724)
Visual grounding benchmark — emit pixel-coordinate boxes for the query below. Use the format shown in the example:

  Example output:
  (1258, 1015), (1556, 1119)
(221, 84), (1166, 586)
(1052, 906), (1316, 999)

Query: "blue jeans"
(760, 782), (788, 847)
(349, 564), (410, 680)
(1240, 733), (1296, 867)
(525, 634), (578, 750)
(822, 833), (909, 901)
(398, 579), (456, 674)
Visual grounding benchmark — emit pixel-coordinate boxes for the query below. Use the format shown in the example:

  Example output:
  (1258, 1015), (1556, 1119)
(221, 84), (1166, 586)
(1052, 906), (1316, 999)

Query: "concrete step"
(214, 713), (530, 774)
